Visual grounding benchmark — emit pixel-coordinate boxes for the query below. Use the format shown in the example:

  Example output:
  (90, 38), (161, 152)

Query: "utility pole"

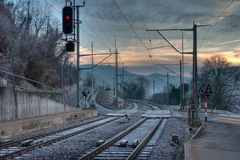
(63, 0), (85, 107)
(113, 77), (115, 94)
(75, 1), (85, 108)
(182, 32), (185, 109)
(121, 66), (124, 98)
(140, 77), (143, 102)
(61, 60), (64, 91)
(147, 22), (210, 118)
(153, 79), (155, 95)
(115, 39), (119, 108)
(91, 42), (94, 102)
(180, 60), (183, 109)
(155, 63), (183, 106)
(167, 73), (170, 105)
(193, 22), (199, 118)
(73, 0), (76, 41)
(76, 6), (80, 108)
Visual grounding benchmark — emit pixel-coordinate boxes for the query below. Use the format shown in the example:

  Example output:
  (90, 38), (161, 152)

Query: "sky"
(45, 0), (240, 75)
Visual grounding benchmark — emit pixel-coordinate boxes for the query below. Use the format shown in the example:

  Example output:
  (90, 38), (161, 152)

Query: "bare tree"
(123, 76), (149, 100)
(199, 55), (240, 110)
(0, 0), (74, 87)
(84, 72), (96, 88)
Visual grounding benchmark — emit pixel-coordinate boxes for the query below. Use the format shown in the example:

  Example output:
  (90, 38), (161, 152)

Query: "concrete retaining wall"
(0, 109), (98, 137)
(0, 86), (76, 122)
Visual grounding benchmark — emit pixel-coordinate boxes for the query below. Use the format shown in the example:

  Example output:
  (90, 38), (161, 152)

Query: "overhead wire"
(23, 0), (116, 75)
(42, 0), (112, 53)
(81, 27), (107, 48)
(161, 65), (180, 76)
(42, 0), (61, 14)
(131, 0), (182, 79)
(199, 0), (235, 51)
(131, 0), (151, 41)
(83, 18), (111, 50)
(84, 7), (115, 47)
(112, 0), (151, 60)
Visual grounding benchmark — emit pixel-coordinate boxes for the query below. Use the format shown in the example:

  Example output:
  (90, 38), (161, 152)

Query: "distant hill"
(80, 64), (134, 87)
(142, 73), (191, 95)
(80, 64), (191, 96)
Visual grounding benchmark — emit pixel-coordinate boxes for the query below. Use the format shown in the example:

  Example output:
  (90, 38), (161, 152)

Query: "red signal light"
(66, 15), (70, 21)
(63, 6), (73, 34)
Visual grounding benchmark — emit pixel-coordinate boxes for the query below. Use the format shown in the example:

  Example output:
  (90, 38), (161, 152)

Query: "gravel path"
(15, 112), (143, 160)
(148, 118), (190, 160)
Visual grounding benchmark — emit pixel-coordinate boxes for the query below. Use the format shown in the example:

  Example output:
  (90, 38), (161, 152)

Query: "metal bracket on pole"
(147, 23), (210, 118)
(147, 29), (193, 55)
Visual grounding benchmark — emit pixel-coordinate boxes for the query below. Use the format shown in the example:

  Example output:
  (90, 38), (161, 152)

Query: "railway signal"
(62, 6), (73, 34)
(66, 41), (74, 52)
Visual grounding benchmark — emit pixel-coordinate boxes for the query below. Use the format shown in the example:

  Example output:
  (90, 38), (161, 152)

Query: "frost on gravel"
(17, 113), (142, 160)
(10, 116), (105, 142)
(149, 118), (190, 160)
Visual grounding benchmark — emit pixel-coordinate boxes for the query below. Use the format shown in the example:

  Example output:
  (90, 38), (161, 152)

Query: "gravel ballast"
(9, 116), (106, 142)
(148, 118), (190, 160)
(15, 112), (143, 160)
(10, 109), (190, 160)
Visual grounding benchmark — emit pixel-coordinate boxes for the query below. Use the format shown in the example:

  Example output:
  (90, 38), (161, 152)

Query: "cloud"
(50, 0), (240, 75)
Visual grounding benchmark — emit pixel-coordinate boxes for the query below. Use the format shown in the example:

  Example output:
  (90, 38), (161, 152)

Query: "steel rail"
(79, 118), (147, 160)
(126, 118), (163, 160)
(0, 116), (108, 150)
(0, 117), (123, 160)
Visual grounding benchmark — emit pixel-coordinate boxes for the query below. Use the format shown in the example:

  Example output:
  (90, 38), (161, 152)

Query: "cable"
(83, 18), (111, 50)
(112, 0), (148, 51)
(41, 0), (111, 51)
(112, 0), (157, 68)
(199, 0), (235, 50)
(42, 0), (61, 14)
(131, 0), (176, 67)
(131, 0), (151, 41)
(161, 65), (180, 76)
(81, 27), (105, 46)
(84, 7), (115, 47)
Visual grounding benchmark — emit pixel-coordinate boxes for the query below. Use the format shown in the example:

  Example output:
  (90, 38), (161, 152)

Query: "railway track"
(0, 116), (123, 160)
(128, 100), (161, 111)
(0, 116), (107, 150)
(144, 103), (161, 110)
(128, 103), (140, 110)
(79, 117), (164, 160)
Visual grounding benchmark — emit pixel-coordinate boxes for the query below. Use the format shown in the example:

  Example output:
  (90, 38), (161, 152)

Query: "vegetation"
(151, 83), (189, 105)
(199, 55), (240, 111)
(123, 76), (149, 100)
(151, 92), (168, 104)
(0, 1), (75, 87)
(84, 72), (96, 88)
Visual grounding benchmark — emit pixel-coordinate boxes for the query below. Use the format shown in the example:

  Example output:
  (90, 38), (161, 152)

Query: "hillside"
(80, 64), (191, 96)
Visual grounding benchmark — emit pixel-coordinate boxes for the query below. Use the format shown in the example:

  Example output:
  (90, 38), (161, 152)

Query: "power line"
(83, 18), (111, 49)
(84, 7), (115, 47)
(199, 0), (235, 50)
(42, 0), (61, 14)
(81, 27), (105, 46)
(161, 65), (180, 76)
(112, 0), (157, 67)
(112, 0), (148, 51)
(131, 0), (151, 41)
(41, 0), (111, 51)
